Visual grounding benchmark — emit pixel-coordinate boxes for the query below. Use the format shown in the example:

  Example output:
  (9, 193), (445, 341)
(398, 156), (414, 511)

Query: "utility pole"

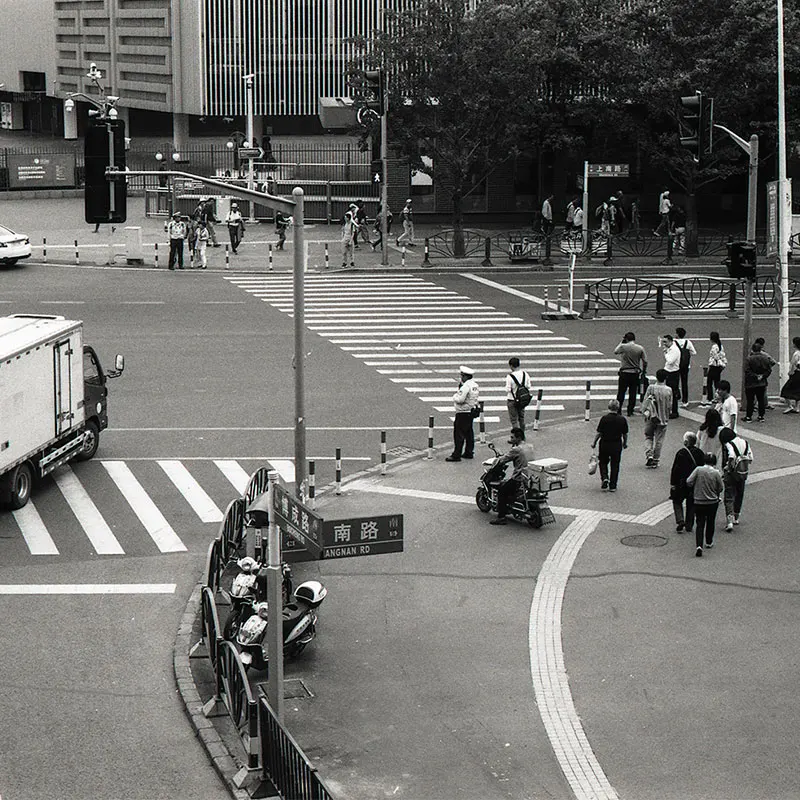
(244, 74), (256, 223)
(378, 5), (389, 267)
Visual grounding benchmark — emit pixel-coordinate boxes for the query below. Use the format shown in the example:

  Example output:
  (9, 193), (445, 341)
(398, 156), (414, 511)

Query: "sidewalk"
(176, 411), (800, 800)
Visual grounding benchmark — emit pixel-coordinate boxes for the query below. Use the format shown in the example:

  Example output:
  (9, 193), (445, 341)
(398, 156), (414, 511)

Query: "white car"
(0, 224), (32, 267)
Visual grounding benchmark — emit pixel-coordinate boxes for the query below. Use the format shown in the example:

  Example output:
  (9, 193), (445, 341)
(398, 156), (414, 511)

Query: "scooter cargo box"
(528, 457), (568, 492)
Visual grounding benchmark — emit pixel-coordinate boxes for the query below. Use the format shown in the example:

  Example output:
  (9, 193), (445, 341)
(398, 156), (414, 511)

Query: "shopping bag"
(588, 451), (598, 475)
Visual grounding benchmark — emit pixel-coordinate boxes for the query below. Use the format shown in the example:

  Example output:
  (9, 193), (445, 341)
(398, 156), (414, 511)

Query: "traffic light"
(679, 90), (711, 165)
(724, 240), (757, 279)
(84, 117), (127, 224)
(364, 69), (384, 116)
(370, 159), (382, 183)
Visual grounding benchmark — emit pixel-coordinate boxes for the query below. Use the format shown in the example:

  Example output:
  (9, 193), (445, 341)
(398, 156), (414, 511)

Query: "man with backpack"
(718, 427), (753, 531)
(674, 327), (697, 407)
(505, 357), (533, 436)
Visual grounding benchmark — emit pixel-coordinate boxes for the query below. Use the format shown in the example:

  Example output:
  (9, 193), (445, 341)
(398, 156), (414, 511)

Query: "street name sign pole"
(581, 162), (629, 252)
(266, 472), (284, 723)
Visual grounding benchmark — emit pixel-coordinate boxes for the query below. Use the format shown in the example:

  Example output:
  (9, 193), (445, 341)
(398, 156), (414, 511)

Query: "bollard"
(533, 388), (543, 432)
(189, 248), (195, 270)
(324, 243), (329, 270)
(478, 402), (486, 444)
(725, 282), (738, 317)
(426, 415), (434, 459)
(481, 237), (493, 267)
(74, 239), (79, 264)
(154, 242), (159, 269)
(543, 286), (550, 310)
(594, 298), (600, 318)
(42, 237), (47, 263)
(308, 461), (316, 510)
(380, 431), (387, 476)
(556, 286), (562, 311)
(422, 238), (431, 267)
(402, 246), (406, 268)
(652, 285), (665, 318)
(268, 244), (273, 271)
(225, 244), (230, 270)
(584, 380), (592, 421)
(335, 447), (342, 495)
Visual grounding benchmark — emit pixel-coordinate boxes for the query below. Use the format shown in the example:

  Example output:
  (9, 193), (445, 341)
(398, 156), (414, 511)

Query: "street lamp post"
(244, 74), (256, 223)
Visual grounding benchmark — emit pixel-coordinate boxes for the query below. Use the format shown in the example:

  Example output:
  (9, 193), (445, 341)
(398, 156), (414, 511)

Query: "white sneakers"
(725, 514), (735, 531)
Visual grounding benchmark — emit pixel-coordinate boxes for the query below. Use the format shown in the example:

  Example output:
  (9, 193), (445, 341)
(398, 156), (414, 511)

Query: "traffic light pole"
(714, 127), (758, 401)
(380, 83), (389, 266)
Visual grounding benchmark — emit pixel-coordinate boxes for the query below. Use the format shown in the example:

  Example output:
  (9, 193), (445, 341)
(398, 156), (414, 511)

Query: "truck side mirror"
(115, 354), (125, 373)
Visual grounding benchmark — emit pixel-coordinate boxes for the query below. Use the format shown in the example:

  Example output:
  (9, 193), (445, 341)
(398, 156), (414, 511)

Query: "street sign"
(588, 163), (629, 178)
(272, 484), (323, 559)
(280, 512), (404, 562)
(321, 514), (404, 559)
(767, 180), (779, 258)
(7, 153), (76, 189)
(238, 147), (264, 160)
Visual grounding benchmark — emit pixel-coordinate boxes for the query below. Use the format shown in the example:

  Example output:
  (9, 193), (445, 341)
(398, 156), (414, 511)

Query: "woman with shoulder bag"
(700, 331), (726, 406)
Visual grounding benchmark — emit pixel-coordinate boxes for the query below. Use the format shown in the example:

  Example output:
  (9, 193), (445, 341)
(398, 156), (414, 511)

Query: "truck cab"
(81, 345), (124, 461)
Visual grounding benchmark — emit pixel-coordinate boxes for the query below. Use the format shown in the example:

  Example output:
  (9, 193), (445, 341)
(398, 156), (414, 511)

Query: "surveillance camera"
(90, 62), (97, 70)
(108, 107), (118, 118)
(107, 95), (119, 103)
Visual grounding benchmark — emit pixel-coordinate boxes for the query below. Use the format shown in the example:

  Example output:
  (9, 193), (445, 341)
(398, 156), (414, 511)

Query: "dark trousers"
(665, 370), (680, 416)
(672, 491), (695, 530)
(723, 475), (746, 517)
(452, 412), (474, 458)
(497, 478), (522, 517)
(706, 366), (724, 401)
(228, 224), (241, 253)
(168, 238), (184, 269)
(679, 367), (690, 404)
(598, 442), (622, 489)
(745, 386), (766, 418)
(616, 371), (640, 415)
(694, 501), (719, 548)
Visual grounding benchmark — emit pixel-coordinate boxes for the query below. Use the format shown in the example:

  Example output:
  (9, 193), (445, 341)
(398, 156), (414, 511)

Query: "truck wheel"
(475, 487), (491, 513)
(75, 420), (100, 462)
(3, 463), (33, 510)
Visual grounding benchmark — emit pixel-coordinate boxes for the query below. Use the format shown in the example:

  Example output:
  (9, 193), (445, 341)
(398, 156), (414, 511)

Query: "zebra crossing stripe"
(53, 467), (125, 555)
(158, 460), (224, 523)
(269, 459), (296, 484)
(12, 503), (59, 555)
(214, 459), (251, 494)
(102, 461), (187, 553)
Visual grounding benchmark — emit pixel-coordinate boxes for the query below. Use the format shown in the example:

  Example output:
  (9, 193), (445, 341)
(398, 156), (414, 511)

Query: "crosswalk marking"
(53, 466), (125, 555)
(214, 459), (251, 494)
(269, 459), (296, 484)
(12, 503), (59, 555)
(158, 460), (224, 523)
(102, 461), (187, 553)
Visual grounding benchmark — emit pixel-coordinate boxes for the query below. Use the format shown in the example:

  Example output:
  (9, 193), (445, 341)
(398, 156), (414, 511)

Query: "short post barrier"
(584, 381), (592, 421)
(189, 248), (195, 270)
(582, 285), (590, 316)
(543, 232), (552, 265)
(594, 298), (600, 318)
(154, 242), (159, 269)
(652, 285), (665, 318)
(481, 237), (493, 267)
(401, 246), (406, 268)
(556, 287), (562, 311)
(478, 402), (486, 444)
(533, 388), (543, 432)
(380, 431), (387, 476)
(324, 243), (329, 270)
(225, 244), (230, 270)
(422, 238), (431, 266)
(426, 415), (434, 460)
(702, 366), (709, 401)
(268, 243), (273, 271)
(666, 231), (674, 263)
(335, 447), (342, 495)
(307, 460), (315, 510)
(726, 283), (738, 317)
(74, 239), (79, 265)
(42, 238), (47, 263)
(543, 286), (550, 311)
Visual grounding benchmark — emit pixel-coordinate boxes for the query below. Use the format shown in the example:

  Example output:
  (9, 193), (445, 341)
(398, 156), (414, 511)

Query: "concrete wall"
(0, 0), (57, 92)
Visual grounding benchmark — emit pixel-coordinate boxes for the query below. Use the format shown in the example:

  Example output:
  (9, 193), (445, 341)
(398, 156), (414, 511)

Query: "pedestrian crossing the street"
(224, 274), (619, 420)
(2, 458), (295, 559)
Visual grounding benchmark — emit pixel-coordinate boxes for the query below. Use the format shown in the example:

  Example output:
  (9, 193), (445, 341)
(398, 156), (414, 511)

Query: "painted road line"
(379, 367), (617, 375)
(12, 503), (59, 555)
(214, 459), (251, 494)
(102, 461), (187, 553)
(269, 459), (296, 484)
(461, 273), (550, 307)
(53, 467), (125, 555)
(158, 460), (224, 523)
(344, 343), (586, 353)
(680, 409), (800, 456)
(0, 584), (177, 595)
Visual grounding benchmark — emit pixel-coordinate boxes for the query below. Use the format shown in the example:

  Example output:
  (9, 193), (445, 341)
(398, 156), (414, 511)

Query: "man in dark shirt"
(591, 399), (629, 492)
(490, 428), (536, 524)
(670, 431), (706, 532)
(614, 332), (648, 417)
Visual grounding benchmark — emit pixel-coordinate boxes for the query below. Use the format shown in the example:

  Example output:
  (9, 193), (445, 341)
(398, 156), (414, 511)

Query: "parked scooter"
(475, 443), (567, 528)
(222, 556), (293, 641)
(235, 580), (328, 671)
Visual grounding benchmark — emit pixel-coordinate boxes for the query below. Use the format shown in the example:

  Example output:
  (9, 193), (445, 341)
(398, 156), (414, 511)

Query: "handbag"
(588, 450), (598, 475)
(640, 391), (655, 421)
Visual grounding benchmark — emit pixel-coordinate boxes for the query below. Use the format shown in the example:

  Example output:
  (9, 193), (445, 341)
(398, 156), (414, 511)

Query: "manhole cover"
(387, 445), (419, 457)
(620, 534), (668, 548)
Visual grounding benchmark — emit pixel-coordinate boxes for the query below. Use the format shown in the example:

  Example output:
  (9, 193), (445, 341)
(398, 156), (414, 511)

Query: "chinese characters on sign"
(587, 163), (630, 178)
(7, 154), (77, 189)
(272, 484), (323, 559)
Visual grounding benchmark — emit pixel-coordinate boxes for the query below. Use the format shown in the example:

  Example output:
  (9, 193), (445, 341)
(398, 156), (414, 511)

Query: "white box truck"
(0, 314), (124, 509)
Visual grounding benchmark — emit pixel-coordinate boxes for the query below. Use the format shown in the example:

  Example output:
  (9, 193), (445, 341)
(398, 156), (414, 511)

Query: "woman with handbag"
(780, 336), (800, 414)
(699, 331), (727, 406)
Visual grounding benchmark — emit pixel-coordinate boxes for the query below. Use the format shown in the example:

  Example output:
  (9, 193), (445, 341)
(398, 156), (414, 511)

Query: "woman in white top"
(699, 331), (727, 406)
(780, 335), (800, 413)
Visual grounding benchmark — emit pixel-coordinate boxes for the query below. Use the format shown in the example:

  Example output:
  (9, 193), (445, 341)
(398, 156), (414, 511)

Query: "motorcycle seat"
(281, 602), (307, 636)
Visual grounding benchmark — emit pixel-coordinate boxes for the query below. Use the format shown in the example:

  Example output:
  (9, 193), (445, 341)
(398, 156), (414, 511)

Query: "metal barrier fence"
(581, 275), (800, 317)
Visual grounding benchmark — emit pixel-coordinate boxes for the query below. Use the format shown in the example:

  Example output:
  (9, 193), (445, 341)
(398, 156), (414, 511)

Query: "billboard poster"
(7, 153), (77, 189)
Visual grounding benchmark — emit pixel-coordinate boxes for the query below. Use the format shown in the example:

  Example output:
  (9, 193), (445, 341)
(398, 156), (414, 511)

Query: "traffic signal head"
(84, 117), (127, 224)
(364, 69), (384, 116)
(725, 240), (757, 279)
(679, 90), (712, 165)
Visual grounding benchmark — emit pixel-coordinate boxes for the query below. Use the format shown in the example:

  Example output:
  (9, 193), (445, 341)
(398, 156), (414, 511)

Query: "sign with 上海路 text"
(7, 153), (76, 189)
(321, 514), (404, 559)
(588, 163), (629, 178)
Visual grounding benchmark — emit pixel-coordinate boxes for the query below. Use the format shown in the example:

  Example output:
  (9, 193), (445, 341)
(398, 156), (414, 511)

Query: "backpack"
(678, 341), (692, 370)
(510, 372), (532, 409)
(727, 440), (753, 479)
